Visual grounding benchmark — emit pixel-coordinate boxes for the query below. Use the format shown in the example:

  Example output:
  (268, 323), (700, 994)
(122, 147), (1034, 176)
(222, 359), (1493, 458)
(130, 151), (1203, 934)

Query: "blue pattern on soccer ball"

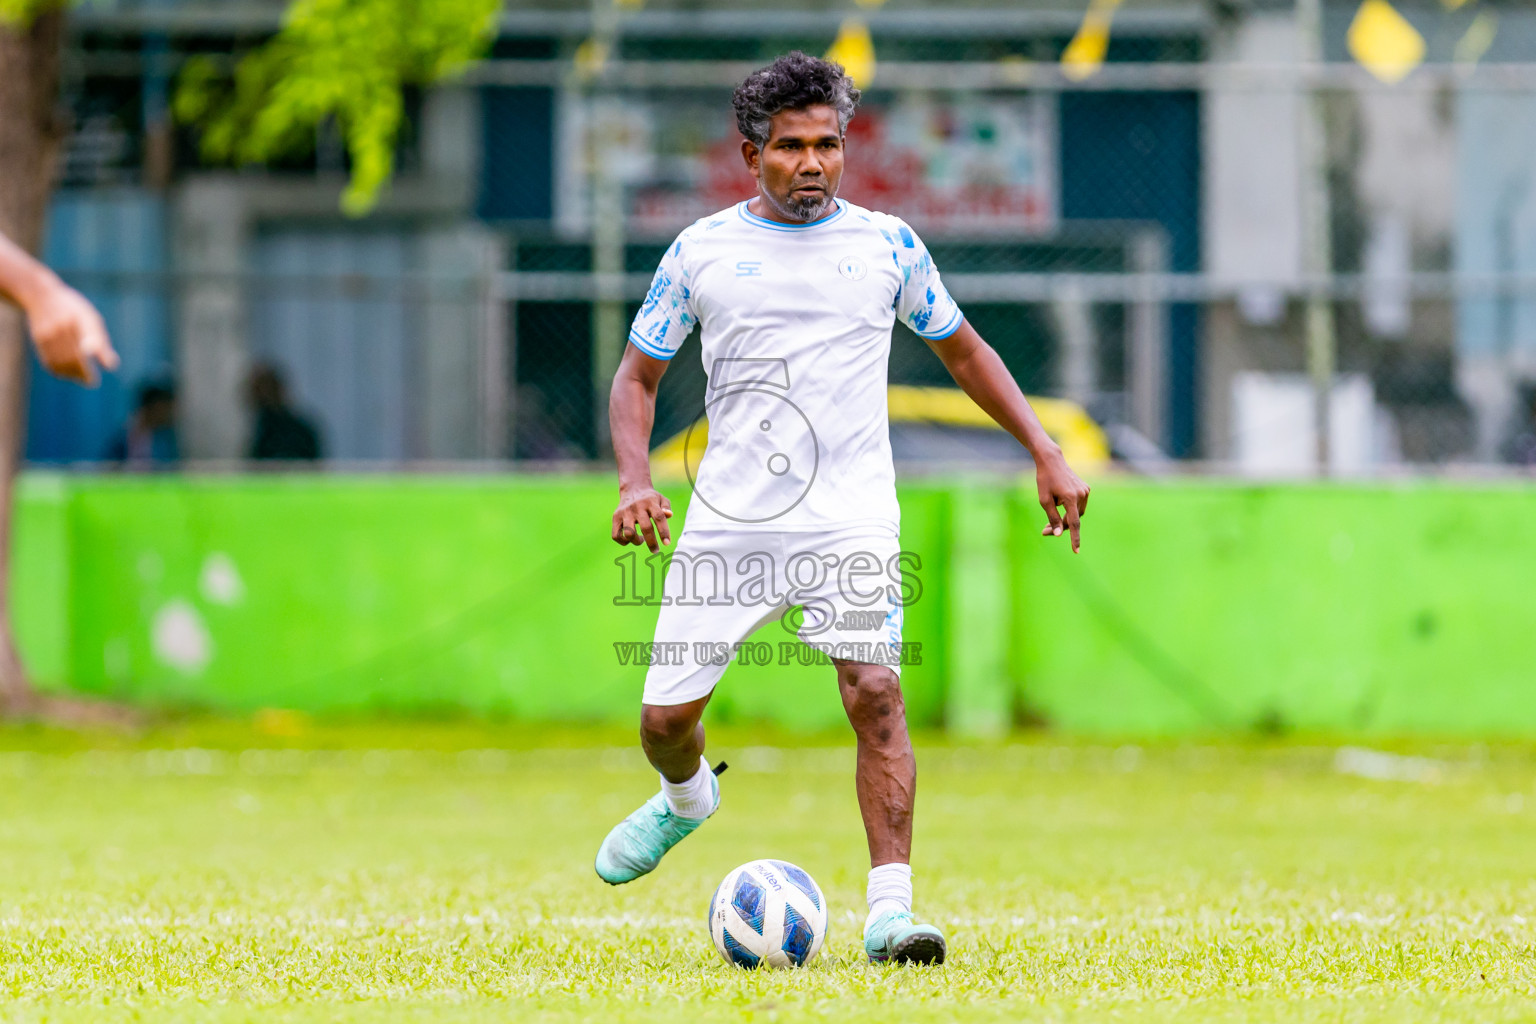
(731, 874), (767, 935)
(770, 860), (821, 912)
(708, 879), (723, 931)
(780, 904), (814, 965)
(721, 930), (761, 968)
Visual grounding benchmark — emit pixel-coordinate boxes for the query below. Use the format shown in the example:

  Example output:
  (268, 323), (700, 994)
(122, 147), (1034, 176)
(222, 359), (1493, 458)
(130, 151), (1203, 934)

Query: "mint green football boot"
(594, 767), (720, 885)
(864, 908), (947, 965)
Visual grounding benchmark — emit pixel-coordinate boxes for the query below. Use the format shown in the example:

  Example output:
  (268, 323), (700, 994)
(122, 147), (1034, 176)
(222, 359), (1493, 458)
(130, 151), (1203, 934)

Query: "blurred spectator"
(1502, 383), (1536, 467)
(104, 381), (179, 467)
(247, 363), (323, 462)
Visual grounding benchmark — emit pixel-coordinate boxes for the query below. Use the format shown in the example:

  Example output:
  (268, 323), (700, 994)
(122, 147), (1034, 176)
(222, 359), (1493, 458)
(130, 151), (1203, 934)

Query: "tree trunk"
(0, 9), (66, 716)
(0, 11), (136, 727)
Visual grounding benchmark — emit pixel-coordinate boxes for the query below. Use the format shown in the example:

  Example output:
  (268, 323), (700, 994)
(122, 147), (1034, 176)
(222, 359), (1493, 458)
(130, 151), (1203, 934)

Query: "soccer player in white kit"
(595, 52), (1091, 965)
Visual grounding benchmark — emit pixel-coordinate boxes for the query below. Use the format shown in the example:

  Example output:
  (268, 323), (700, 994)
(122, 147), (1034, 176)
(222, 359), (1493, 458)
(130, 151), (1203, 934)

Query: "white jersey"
(629, 197), (963, 533)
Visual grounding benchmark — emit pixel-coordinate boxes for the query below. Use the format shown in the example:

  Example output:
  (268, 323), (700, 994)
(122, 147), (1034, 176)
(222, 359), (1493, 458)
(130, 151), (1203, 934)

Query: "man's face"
(743, 104), (844, 222)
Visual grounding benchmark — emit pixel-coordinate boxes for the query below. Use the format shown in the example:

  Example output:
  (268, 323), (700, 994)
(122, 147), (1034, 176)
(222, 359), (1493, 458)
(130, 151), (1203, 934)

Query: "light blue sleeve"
(628, 233), (698, 360)
(892, 220), (963, 340)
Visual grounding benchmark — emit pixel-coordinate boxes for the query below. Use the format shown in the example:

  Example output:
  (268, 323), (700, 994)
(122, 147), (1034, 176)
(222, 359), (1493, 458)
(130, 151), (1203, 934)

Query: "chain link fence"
(491, 50), (1536, 477)
(32, 22), (1536, 477)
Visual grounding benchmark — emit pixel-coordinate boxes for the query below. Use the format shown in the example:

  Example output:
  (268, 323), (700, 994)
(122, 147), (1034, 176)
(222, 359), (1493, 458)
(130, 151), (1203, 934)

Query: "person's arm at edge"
(0, 230), (118, 386)
(609, 342), (674, 553)
(924, 318), (1092, 552)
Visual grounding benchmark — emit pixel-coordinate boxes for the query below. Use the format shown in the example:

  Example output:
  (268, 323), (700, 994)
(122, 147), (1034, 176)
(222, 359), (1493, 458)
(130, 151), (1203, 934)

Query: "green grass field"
(1, 720), (1534, 1023)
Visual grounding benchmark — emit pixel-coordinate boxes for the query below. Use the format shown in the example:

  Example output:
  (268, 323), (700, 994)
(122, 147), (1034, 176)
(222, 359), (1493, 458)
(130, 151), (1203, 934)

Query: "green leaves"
(0, 0), (63, 26)
(174, 0), (500, 215)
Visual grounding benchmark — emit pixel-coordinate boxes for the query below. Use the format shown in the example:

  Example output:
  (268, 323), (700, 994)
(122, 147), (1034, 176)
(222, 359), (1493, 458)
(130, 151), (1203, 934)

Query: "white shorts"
(640, 524), (909, 706)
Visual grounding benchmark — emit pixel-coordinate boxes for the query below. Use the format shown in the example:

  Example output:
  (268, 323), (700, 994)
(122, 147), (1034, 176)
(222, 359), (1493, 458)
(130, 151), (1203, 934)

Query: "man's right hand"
(27, 279), (118, 387)
(613, 486), (673, 553)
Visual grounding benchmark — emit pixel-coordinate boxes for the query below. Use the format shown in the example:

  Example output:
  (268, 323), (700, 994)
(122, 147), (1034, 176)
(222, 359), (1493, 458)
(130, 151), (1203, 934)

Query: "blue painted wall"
(27, 190), (172, 464)
(1060, 92), (1202, 457)
(248, 226), (414, 461)
(478, 87), (555, 222)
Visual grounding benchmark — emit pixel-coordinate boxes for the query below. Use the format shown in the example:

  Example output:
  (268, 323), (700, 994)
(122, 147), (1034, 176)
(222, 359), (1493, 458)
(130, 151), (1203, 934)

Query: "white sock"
(865, 862), (913, 929)
(660, 755), (715, 819)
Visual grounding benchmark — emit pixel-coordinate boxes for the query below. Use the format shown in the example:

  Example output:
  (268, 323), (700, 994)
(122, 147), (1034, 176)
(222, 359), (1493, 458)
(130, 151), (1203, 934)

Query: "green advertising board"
(11, 474), (1534, 736)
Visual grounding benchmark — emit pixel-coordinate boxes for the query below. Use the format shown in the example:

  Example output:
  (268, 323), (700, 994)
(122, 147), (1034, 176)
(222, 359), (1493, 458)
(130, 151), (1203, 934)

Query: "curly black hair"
(731, 51), (861, 148)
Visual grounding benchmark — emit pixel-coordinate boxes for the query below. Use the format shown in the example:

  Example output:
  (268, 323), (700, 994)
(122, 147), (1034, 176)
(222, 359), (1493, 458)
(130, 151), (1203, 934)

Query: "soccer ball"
(708, 859), (827, 968)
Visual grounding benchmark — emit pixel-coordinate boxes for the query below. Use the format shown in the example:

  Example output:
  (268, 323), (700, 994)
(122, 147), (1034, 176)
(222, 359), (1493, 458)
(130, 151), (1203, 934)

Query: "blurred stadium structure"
(25, 0), (1536, 476)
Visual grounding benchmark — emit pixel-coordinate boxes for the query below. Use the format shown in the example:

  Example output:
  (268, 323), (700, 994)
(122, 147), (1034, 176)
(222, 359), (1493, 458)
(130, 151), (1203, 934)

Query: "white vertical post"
(1128, 228), (1168, 448)
(588, 0), (626, 460)
(1054, 278), (1096, 408)
(1296, 0), (1337, 474)
(174, 180), (249, 462)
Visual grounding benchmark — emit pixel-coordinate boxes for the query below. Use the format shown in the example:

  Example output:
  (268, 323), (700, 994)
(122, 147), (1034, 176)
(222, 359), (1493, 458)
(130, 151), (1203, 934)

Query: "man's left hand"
(1035, 448), (1091, 553)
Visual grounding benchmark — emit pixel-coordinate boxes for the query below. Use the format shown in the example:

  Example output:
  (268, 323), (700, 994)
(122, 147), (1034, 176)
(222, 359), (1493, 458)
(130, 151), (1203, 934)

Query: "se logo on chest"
(730, 255), (879, 289)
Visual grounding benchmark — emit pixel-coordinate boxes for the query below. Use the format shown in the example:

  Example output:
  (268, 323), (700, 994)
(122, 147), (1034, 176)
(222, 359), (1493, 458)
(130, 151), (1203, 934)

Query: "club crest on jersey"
(837, 256), (868, 281)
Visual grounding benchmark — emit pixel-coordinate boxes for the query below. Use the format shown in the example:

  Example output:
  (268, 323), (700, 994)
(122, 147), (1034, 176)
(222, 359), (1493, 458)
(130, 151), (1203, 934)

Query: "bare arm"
(608, 342), (674, 553)
(0, 231), (118, 386)
(925, 319), (1092, 552)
